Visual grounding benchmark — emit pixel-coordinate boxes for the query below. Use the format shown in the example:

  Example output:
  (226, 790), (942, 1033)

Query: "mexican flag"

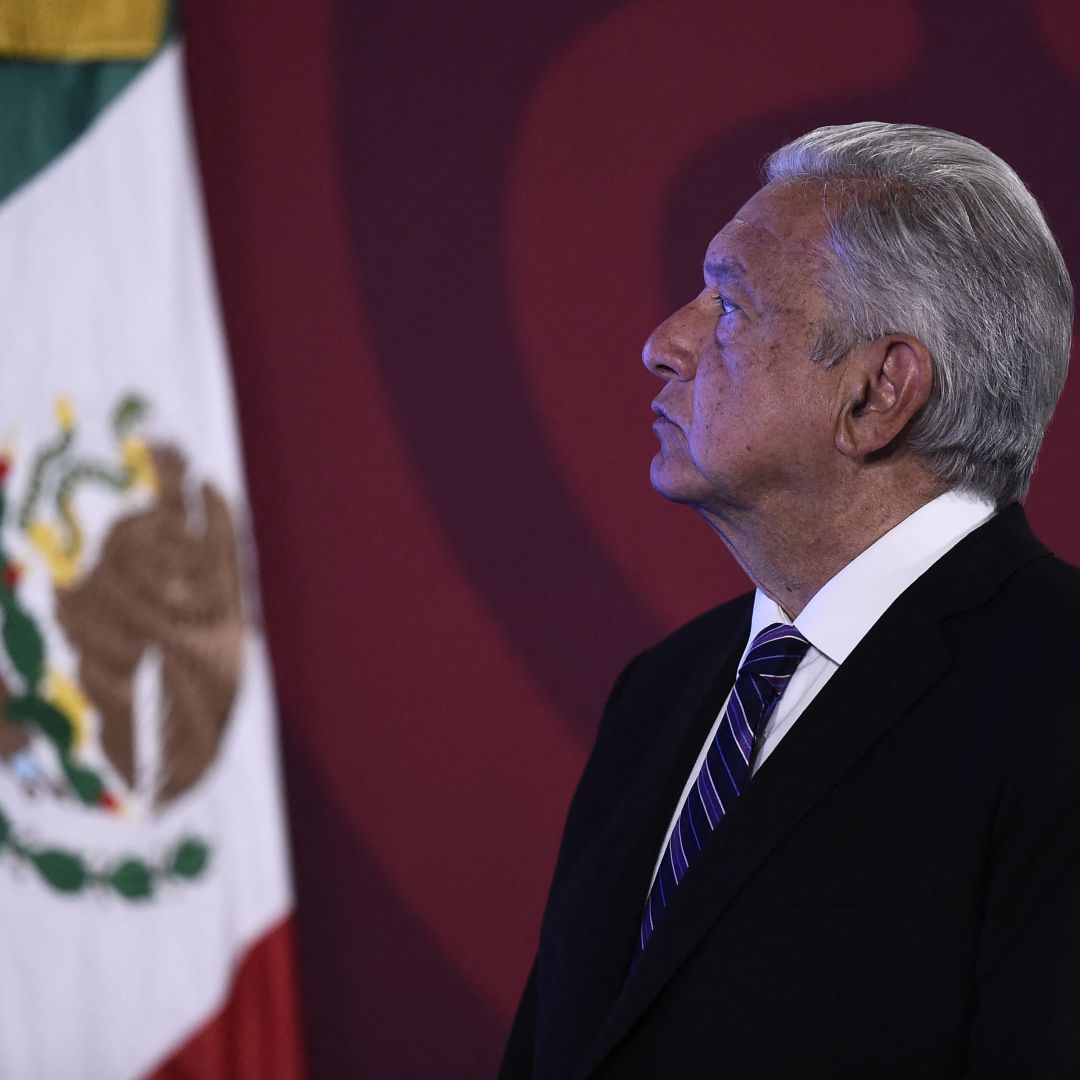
(0, 4), (303, 1077)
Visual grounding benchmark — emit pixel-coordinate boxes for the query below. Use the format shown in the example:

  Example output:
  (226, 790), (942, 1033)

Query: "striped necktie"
(637, 622), (811, 955)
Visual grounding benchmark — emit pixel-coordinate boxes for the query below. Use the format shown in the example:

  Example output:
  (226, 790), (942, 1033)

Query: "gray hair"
(764, 122), (1073, 506)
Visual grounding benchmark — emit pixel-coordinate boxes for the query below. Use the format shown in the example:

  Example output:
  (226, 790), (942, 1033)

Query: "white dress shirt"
(650, 489), (997, 888)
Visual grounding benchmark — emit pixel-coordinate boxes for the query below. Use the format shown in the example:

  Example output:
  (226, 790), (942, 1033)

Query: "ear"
(834, 335), (933, 460)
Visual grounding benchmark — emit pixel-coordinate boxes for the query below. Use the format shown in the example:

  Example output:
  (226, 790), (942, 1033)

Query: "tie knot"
(740, 622), (810, 686)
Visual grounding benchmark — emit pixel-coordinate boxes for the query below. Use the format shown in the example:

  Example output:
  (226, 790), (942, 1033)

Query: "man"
(501, 122), (1080, 1078)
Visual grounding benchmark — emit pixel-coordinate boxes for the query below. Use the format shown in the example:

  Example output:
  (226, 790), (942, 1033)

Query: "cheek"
(688, 374), (728, 441)
(687, 381), (747, 470)
(689, 373), (791, 473)
(688, 350), (733, 417)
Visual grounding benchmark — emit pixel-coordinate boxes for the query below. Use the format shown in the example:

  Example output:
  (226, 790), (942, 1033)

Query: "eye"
(713, 293), (739, 318)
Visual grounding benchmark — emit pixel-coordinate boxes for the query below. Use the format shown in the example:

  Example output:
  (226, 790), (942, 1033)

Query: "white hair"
(765, 122), (1073, 505)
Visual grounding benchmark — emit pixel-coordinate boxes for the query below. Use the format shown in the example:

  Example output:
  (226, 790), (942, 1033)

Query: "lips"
(651, 401), (679, 430)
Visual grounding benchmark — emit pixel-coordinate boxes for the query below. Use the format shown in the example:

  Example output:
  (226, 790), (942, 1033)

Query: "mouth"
(651, 401), (678, 430)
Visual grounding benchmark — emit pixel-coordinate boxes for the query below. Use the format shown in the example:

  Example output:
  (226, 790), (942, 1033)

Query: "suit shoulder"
(994, 549), (1080, 622)
(548, 591), (753, 892)
(1022, 548), (1080, 590)
(947, 549), (1080, 754)
(593, 591), (751, 759)
(636, 591), (754, 674)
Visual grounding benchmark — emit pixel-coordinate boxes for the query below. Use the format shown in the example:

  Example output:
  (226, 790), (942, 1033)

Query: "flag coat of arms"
(0, 5), (302, 1077)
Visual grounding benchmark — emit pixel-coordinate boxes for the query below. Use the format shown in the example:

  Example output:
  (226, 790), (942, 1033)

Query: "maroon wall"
(183, 1), (1080, 1074)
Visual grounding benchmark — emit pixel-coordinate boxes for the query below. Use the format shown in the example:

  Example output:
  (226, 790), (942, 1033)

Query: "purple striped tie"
(637, 622), (810, 955)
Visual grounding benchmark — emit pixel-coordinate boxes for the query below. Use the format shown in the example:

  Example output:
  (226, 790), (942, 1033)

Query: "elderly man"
(501, 123), (1080, 1079)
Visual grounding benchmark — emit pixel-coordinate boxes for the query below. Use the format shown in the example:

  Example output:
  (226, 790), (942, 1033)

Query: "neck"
(697, 475), (945, 619)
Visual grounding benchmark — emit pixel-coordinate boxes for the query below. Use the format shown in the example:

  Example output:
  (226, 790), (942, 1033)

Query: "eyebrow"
(703, 255), (758, 309)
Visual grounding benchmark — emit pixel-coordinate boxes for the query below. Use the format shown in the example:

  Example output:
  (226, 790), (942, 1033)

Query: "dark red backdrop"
(182, 1), (1080, 1074)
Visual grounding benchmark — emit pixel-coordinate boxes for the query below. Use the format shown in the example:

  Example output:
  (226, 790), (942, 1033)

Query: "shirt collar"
(745, 489), (996, 666)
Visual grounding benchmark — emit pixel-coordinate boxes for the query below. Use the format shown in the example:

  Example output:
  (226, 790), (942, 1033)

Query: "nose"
(642, 301), (700, 382)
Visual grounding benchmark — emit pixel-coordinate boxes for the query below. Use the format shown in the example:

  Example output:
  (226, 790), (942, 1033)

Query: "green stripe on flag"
(0, 4), (176, 203)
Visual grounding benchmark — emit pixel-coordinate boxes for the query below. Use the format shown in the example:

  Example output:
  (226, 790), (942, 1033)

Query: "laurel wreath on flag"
(0, 805), (209, 898)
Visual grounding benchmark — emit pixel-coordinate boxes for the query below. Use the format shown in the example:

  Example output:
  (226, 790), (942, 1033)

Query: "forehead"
(704, 182), (829, 295)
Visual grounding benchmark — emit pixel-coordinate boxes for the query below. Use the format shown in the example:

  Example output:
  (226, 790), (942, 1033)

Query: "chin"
(649, 454), (709, 505)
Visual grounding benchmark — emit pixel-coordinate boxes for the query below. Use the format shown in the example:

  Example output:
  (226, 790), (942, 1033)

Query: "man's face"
(644, 182), (844, 517)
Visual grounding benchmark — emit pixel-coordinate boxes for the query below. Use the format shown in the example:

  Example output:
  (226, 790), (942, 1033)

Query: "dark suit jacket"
(501, 505), (1080, 1079)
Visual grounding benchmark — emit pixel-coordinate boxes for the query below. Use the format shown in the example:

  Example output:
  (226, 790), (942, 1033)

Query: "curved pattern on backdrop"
(184, 0), (1080, 1074)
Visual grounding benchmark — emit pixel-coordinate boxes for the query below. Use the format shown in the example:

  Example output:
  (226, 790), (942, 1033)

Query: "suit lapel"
(575, 503), (1050, 1078)
(535, 602), (751, 1080)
